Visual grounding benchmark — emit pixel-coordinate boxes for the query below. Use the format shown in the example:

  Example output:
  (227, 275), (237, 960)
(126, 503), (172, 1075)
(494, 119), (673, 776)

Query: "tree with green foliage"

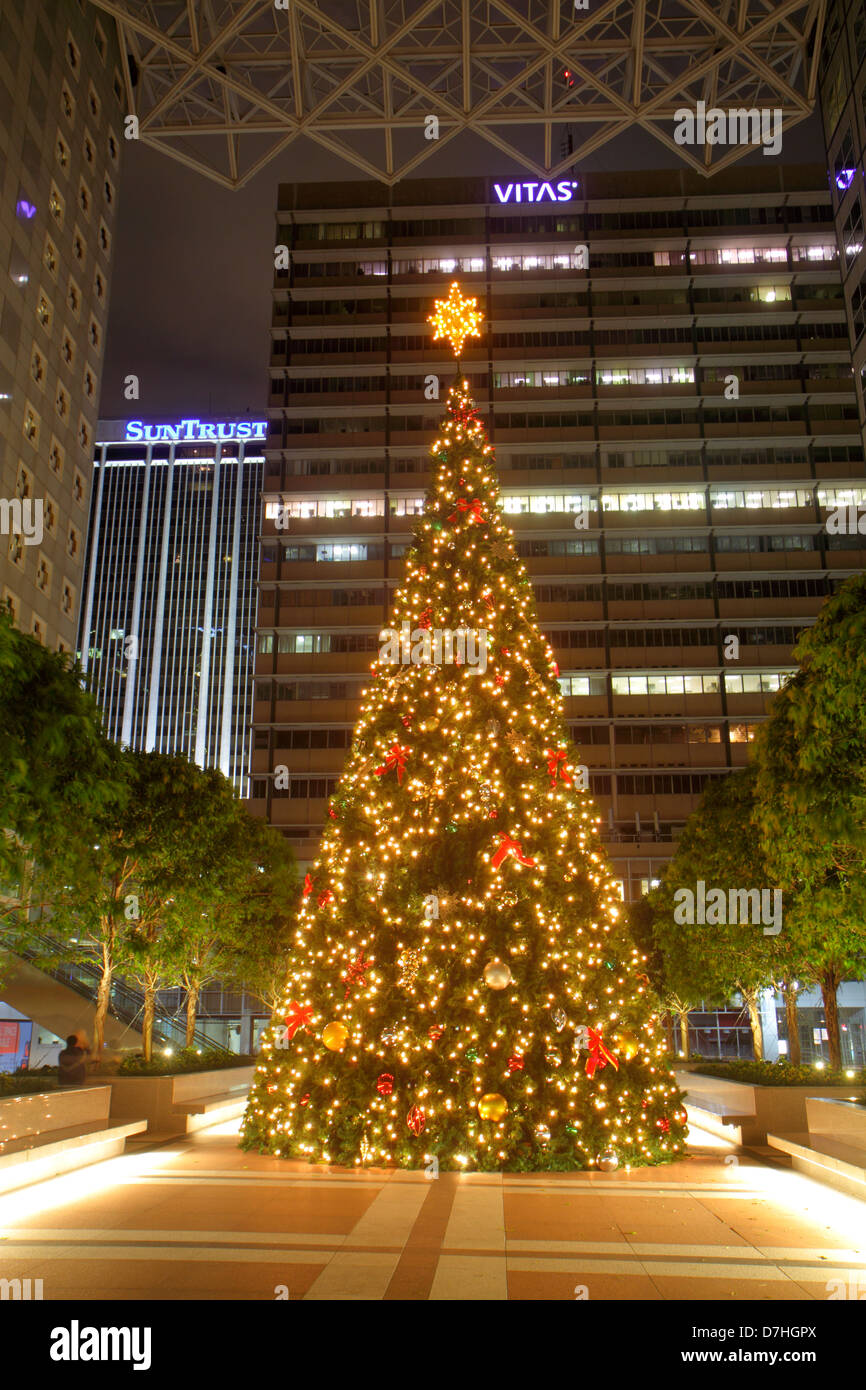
(646, 768), (783, 1060)
(628, 896), (702, 1058)
(51, 751), (251, 1057)
(168, 811), (296, 1045)
(0, 608), (123, 903)
(754, 572), (866, 1069)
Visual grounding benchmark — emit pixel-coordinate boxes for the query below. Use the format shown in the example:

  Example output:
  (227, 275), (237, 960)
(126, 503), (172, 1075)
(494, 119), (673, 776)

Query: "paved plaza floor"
(1, 1123), (864, 1301)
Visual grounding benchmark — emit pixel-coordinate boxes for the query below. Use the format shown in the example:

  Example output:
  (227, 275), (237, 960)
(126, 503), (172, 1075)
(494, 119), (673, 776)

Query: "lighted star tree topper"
(241, 287), (687, 1172)
(427, 280), (483, 359)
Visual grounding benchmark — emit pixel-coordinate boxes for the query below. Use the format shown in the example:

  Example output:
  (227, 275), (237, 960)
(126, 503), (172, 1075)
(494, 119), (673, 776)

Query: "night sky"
(99, 116), (829, 422)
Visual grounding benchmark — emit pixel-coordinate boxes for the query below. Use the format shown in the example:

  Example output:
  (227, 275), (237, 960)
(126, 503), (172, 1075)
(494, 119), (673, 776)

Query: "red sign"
(0, 1021), (19, 1055)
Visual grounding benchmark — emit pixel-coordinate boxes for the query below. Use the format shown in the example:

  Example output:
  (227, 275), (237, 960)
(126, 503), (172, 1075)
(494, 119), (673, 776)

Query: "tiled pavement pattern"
(0, 1125), (864, 1300)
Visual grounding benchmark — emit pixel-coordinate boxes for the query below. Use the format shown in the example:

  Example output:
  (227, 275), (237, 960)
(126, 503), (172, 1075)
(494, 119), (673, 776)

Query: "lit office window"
(724, 672), (792, 693)
(601, 490), (705, 513)
(390, 497), (425, 515)
(501, 493), (594, 515)
(710, 488), (813, 509)
(491, 252), (585, 272)
(790, 244), (839, 262)
(557, 675), (606, 696)
(315, 543), (370, 562)
(817, 486), (866, 508)
(611, 673), (722, 695)
(596, 366), (694, 386)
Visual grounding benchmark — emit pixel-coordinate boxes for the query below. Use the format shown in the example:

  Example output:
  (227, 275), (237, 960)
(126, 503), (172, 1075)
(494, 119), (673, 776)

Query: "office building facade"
(78, 418), (266, 793)
(253, 168), (864, 907)
(820, 0), (866, 442)
(0, 0), (123, 650)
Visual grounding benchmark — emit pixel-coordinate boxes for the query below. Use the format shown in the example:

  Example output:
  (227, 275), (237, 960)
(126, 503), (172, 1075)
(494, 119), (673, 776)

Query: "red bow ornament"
(302, 873), (313, 897)
(546, 750), (573, 788)
(491, 833), (537, 870)
(284, 1001), (314, 1040)
(448, 497), (484, 524)
(374, 742), (410, 785)
(585, 1027), (619, 1079)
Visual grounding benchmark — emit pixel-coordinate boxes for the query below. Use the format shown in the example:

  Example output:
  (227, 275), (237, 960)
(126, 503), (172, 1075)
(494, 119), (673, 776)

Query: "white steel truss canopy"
(90, 0), (829, 190)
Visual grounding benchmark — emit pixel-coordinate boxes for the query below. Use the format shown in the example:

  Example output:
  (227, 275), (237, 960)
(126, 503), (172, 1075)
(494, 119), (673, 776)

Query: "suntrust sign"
(492, 179), (579, 204)
(125, 418), (268, 443)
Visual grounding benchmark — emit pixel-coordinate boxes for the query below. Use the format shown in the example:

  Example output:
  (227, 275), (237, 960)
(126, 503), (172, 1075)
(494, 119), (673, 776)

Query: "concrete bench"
(0, 1086), (147, 1195)
(109, 1065), (254, 1137)
(173, 1076), (253, 1134)
(682, 1099), (755, 1147)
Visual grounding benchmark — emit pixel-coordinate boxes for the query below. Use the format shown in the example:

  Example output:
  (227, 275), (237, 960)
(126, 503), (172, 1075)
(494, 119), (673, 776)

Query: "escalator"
(1, 926), (229, 1056)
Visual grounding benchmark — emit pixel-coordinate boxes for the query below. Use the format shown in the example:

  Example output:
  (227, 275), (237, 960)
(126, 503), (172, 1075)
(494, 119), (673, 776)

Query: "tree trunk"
(819, 969), (842, 1070)
(185, 980), (200, 1047)
(742, 988), (764, 1060)
(142, 980), (155, 1062)
(93, 936), (113, 1057)
(783, 984), (801, 1065)
(677, 1008), (690, 1058)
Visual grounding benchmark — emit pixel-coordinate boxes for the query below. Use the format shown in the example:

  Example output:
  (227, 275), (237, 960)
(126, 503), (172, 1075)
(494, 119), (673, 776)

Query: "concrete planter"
(766, 1097), (866, 1199)
(108, 1065), (255, 1137)
(675, 1069), (864, 1146)
(0, 1085), (111, 1148)
(0, 1085), (146, 1195)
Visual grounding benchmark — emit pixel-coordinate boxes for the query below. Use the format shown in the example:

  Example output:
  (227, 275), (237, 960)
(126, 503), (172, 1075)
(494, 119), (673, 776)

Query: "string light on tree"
(241, 284), (687, 1172)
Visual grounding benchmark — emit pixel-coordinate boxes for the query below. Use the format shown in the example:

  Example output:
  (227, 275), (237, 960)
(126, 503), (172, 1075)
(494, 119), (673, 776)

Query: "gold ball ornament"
(483, 959), (512, 990)
(612, 1029), (639, 1061)
(322, 1021), (349, 1052)
(478, 1093), (508, 1121)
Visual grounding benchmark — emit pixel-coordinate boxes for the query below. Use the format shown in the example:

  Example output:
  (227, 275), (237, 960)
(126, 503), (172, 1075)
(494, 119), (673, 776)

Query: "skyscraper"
(818, 0), (866, 441)
(78, 417), (266, 792)
(0, 0), (123, 651)
(254, 168), (864, 904)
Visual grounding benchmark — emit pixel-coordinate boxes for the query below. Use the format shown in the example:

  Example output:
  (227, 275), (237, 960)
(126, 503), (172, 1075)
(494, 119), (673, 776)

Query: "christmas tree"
(242, 283), (687, 1172)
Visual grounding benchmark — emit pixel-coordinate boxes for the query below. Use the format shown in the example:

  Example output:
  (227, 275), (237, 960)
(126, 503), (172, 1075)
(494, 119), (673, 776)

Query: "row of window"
(258, 564), (837, 608)
(289, 206), (832, 244)
(251, 769), (728, 799)
(280, 401), (856, 435)
(283, 284), (843, 318)
(289, 245), (839, 279)
(275, 443), (856, 478)
(560, 671), (790, 697)
(280, 321), (850, 355)
(277, 362), (851, 395)
(266, 486), (864, 523)
(258, 618), (800, 659)
(255, 721), (758, 749)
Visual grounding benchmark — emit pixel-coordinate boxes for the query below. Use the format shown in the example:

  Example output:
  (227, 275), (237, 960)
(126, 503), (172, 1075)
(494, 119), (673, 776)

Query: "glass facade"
(78, 424), (264, 793)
